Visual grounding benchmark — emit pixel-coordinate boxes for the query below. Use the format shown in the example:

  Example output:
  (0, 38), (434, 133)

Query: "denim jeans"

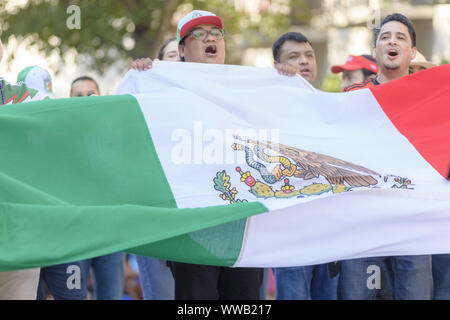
(273, 264), (338, 300)
(80, 252), (125, 300)
(259, 268), (269, 300)
(432, 254), (450, 300)
(338, 255), (432, 300)
(136, 256), (174, 300)
(37, 262), (86, 300)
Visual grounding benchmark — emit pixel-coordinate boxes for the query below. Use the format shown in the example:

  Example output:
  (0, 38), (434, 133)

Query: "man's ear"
(372, 46), (376, 60)
(410, 47), (417, 61)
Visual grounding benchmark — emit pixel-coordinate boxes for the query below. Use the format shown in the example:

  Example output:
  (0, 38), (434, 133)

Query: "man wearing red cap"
(331, 55), (379, 91)
(130, 10), (298, 75)
(130, 10), (265, 300)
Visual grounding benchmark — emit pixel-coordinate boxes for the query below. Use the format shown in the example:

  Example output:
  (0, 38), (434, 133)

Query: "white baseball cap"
(17, 65), (53, 95)
(177, 10), (223, 44)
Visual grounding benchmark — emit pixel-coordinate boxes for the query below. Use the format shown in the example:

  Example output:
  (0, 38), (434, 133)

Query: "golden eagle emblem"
(213, 136), (412, 203)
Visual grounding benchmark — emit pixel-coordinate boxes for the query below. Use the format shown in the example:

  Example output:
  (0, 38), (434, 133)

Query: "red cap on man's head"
(331, 55), (379, 74)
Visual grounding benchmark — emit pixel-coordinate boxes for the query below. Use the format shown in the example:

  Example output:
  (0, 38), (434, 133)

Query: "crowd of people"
(0, 9), (448, 300)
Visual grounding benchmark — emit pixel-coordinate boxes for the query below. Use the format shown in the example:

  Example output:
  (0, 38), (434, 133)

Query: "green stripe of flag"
(0, 95), (175, 207)
(0, 95), (267, 271)
(0, 201), (266, 271)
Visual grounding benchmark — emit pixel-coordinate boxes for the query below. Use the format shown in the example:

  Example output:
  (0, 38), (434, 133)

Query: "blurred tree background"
(0, 0), (312, 74)
(2, 0), (449, 94)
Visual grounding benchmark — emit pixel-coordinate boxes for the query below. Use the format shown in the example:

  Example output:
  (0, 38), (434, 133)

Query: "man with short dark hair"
(331, 55), (378, 91)
(271, 32), (338, 300)
(339, 13), (433, 300)
(345, 13), (417, 91)
(272, 32), (317, 85)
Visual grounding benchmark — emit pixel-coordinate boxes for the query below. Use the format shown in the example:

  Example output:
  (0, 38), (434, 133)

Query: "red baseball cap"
(331, 55), (379, 74)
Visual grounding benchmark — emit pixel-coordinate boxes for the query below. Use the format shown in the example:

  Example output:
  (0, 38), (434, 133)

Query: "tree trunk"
(148, 0), (181, 58)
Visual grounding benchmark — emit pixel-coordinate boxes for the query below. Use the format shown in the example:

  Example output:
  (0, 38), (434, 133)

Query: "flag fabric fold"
(1, 61), (449, 271)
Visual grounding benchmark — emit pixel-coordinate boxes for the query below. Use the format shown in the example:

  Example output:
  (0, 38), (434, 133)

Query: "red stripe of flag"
(370, 64), (450, 181)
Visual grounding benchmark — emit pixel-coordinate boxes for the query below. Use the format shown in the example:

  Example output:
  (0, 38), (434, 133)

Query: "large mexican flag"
(1, 61), (449, 272)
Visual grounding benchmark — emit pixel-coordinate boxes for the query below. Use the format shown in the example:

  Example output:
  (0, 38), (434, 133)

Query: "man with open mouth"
(176, 10), (226, 66)
(344, 13), (418, 91)
(341, 13), (433, 301)
(130, 10), (265, 300)
(171, 10), (266, 300)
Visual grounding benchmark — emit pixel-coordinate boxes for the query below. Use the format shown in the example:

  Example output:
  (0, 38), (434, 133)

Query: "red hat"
(331, 55), (379, 74)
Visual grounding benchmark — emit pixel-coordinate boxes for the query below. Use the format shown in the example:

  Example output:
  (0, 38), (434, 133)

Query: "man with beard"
(340, 13), (433, 300)
(345, 13), (417, 90)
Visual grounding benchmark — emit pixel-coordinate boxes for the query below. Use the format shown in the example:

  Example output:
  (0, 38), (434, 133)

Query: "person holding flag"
(129, 10), (266, 300)
(0, 38), (50, 300)
(16, 66), (89, 300)
(339, 13), (433, 300)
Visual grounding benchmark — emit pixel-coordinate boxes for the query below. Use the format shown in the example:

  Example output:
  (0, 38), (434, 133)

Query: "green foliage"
(1, 0), (183, 74)
(321, 73), (342, 92)
(0, 0), (309, 74)
(289, 0), (312, 26)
